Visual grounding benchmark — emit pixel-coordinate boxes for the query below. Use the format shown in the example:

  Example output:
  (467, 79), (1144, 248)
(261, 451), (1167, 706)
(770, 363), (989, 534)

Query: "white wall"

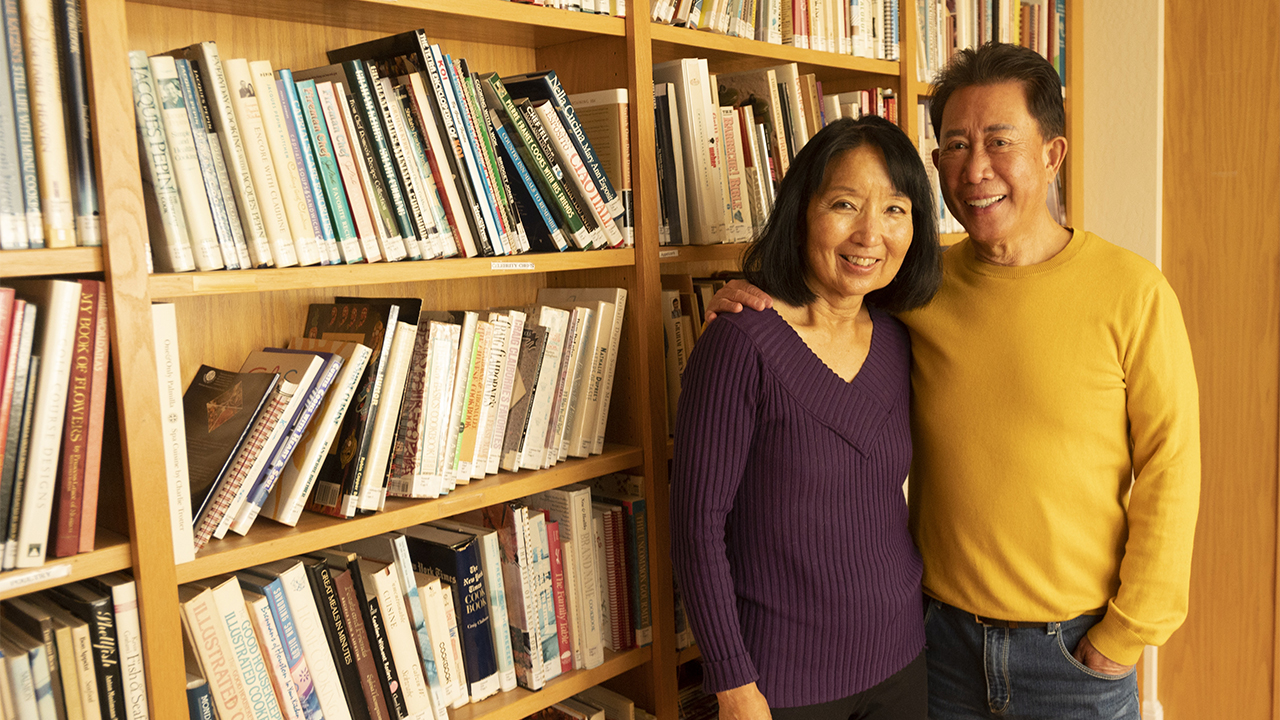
(1082, 0), (1163, 267)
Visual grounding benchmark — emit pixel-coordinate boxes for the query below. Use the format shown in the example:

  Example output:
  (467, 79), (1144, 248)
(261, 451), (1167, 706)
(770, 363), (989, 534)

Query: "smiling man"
(707, 43), (1201, 719)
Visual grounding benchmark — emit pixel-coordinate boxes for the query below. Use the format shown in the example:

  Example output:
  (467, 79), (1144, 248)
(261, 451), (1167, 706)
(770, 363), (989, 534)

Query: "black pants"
(769, 651), (928, 720)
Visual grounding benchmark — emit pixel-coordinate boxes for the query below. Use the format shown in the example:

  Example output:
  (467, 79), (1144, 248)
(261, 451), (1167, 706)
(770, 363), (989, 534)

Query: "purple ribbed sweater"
(670, 307), (924, 708)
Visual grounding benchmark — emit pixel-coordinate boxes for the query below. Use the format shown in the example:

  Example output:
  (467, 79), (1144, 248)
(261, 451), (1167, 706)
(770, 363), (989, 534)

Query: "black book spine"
(49, 587), (126, 720)
(306, 561), (372, 720)
(351, 561), (407, 717)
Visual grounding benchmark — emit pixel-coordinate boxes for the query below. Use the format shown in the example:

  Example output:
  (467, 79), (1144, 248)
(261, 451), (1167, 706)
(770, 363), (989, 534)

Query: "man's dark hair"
(930, 41), (1066, 141)
(741, 115), (941, 313)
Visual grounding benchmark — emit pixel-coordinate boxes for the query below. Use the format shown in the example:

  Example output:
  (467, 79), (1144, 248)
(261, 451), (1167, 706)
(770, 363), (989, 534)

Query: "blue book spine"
(186, 679), (214, 720)
(298, 80), (361, 262)
(490, 113), (564, 252)
(386, 535), (447, 710)
(404, 534), (499, 687)
(2, 0), (42, 247)
(434, 50), (505, 255)
(244, 575), (325, 720)
(174, 59), (239, 269)
(526, 513), (559, 675)
(277, 72), (336, 263)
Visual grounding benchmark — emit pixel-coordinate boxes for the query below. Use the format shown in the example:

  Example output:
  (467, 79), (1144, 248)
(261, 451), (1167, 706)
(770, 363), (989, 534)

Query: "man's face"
(932, 81), (1064, 246)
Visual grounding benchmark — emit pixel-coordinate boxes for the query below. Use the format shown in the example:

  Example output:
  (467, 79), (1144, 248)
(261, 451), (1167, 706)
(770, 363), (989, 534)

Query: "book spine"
(54, 0), (98, 245)
(243, 593), (307, 720)
(0, 7), (25, 250)
(316, 82), (380, 261)
(488, 310), (525, 475)
(258, 581), (322, 720)
(472, 531), (517, 691)
(367, 566), (435, 717)
(593, 290), (626, 454)
(173, 58), (239, 268)
(2, 0), (41, 248)
(361, 64), (423, 261)
(148, 55), (224, 271)
(339, 60), (418, 256)
(389, 82), (448, 259)
(440, 57), (506, 255)
(418, 323), (459, 496)
(387, 320), (431, 493)
(211, 581), (283, 720)
(187, 42), (272, 267)
(275, 72), (332, 266)
(0, 305), (35, 567)
(521, 309), (567, 470)
(277, 565), (354, 720)
(361, 579), (408, 718)
(19, 0), (76, 246)
(525, 513), (560, 680)
(332, 568), (391, 720)
(298, 80), (362, 263)
(440, 313), (477, 488)
(151, 304), (193, 563)
(471, 314), (507, 477)
(221, 58), (299, 269)
(249, 63), (324, 268)
(186, 681), (213, 720)
(360, 320), (415, 512)
(454, 320), (489, 481)
(179, 590), (251, 720)
(302, 563), (368, 720)
(339, 89), (405, 262)
(625, 498), (651, 644)
(127, 52), (195, 273)
(401, 73), (472, 257)
(52, 283), (95, 556)
(547, 523), (573, 673)
(68, 618), (101, 718)
(186, 61), (250, 268)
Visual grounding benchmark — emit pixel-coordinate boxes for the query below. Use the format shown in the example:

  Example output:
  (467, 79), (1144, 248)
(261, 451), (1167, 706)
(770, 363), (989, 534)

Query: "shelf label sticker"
(0, 563), (72, 594)
(490, 261), (536, 271)
(659, 249), (679, 258)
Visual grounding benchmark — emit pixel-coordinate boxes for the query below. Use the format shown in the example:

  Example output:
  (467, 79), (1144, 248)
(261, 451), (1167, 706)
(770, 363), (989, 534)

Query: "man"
(707, 43), (1200, 719)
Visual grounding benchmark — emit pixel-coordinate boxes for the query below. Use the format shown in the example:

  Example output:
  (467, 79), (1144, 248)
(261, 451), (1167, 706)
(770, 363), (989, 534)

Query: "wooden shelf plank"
(176, 445), (644, 583)
(0, 530), (131, 601)
(650, 22), (898, 83)
(128, 0), (625, 47)
(452, 647), (651, 720)
(149, 249), (636, 299)
(0, 248), (104, 278)
(676, 644), (701, 666)
(911, 79), (935, 98)
(658, 244), (746, 265)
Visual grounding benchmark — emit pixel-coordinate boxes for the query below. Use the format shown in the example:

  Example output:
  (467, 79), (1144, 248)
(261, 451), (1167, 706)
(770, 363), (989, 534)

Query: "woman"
(670, 115), (942, 720)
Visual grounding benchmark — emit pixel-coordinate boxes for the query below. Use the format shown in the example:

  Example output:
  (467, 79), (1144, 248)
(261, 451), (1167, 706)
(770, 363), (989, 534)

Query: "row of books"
(506, 0), (627, 15)
(0, 574), (148, 720)
(655, 58), (895, 246)
(650, 0), (901, 61)
(658, 279), (728, 430)
(0, 0), (100, 250)
(159, 288), (628, 560)
(915, 0), (1067, 84)
(0, 280), (109, 570)
(181, 479), (651, 720)
(129, 31), (632, 275)
(524, 684), (653, 720)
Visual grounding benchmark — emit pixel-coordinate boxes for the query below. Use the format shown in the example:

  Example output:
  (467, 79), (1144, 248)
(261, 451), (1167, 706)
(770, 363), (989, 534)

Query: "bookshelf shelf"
(0, 248), (104, 278)
(650, 23), (899, 82)
(148, 248), (637, 299)
(676, 644), (701, 666)
(0, 530), (131, 602)
(911, 78), (935, 97)
(175, 444), (645, 584)
(658, 243), (747, 265)
(129, 0), (627, 48)
(452, 647), (653, 720)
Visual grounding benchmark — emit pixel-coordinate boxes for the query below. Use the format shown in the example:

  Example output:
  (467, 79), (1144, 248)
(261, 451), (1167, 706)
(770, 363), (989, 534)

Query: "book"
(0, 303), (35, 570)
(308, 551), (391, 720)
(298, 79), (363, 263)
(235, 573), (324, 720)
(43, 599), (101, 720)
(185, 671), (212, 720)
(520, 306), (568, 470)
(525, 511), (561, 680)
(0, 0), (29, 249)
(6, 278), (80, 567)
(19, 0), (77, 247)
(588, 476), (652, 645)
(45, 582), (124, 720)
(566, 88), (631, 244)
(240, 589), (308, 720)
(178, 584), (253, 720)
(576, 685), (635, 720)
(3, 621), (57, 720)
(191, 575), (284, 720)
(413, 573), (461, 707)
(87, 573), (150, 719)
(481, 503), (545, 690)
(531, 101), (624, 248)
(546, 520), (573, 673)
(127, 51), (195, 273)
(173, 56), (240, 269)
(316, 81), (382, 262)
(51, 279), (100, 557)
(150, 303), (194, 563)
(652, 59), (726, 245)
(361, 559), (437, 719)
(298, 558), (371, 720)
(2, 596), (68, 720)
(526, 484), (604, 669)
(265, 339), (370, 527)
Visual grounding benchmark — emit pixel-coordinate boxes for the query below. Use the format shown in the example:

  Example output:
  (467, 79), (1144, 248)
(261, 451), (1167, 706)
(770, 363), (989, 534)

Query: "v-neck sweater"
(670, 307), (924, 708)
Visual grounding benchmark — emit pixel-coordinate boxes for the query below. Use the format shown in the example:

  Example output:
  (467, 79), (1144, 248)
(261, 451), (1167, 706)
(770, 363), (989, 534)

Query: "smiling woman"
(669, 117), (943, 720)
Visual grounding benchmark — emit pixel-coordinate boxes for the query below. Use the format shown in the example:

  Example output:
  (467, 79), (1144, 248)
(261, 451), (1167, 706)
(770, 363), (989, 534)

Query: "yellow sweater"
(902, 229), (1200, 665)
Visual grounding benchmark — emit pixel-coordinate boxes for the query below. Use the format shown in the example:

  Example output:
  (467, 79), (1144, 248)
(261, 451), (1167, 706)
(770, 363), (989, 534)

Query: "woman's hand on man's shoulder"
(705, 280), (774, 324)
(716, 682), (772, 720)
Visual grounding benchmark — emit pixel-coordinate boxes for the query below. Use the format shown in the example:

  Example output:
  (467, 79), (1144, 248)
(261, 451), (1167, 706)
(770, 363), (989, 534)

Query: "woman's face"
(803, 145), (913, 305)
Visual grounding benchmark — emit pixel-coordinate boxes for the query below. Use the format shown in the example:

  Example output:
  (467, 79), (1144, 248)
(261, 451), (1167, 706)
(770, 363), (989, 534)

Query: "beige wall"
(1083, 0), (1163, 266)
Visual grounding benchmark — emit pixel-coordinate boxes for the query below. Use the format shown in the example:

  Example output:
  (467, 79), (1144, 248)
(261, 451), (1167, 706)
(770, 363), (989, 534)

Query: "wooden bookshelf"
(676, 643), (702, 666)
(19, 0), (1084, 717)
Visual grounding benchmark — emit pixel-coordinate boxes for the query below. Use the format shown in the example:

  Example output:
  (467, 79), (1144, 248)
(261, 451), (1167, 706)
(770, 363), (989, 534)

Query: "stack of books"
(525, 684), (639, 720)
(651, 0), (900, 60)
(180, 478), (651, 720)
(1, 0), (100, 251)
(158, 288), (628, 560)
(127, 31), (632, 274)
(0, 574), (149, 720)
(916, 0), (1067, 84)
(0, 280), (110, 568)
(655, 59), (895, 247)
(504, 0), (628, 16)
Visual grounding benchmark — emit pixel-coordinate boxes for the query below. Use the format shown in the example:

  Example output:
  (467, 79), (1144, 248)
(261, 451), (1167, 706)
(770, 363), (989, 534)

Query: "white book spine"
(593, 290), (626, 454)
(520, 307), (568, 470)
(276, 563), (353, 720)
(719, 106), (751, 242)
(368, 566), (435, 719)
(417, 576), (462, 707)
(532, 103), (624, 247)
(487, 310), (525, 475)
(190, 42), (273, 267)
(68, 622), (101, 720)
(11, 280), (79, 567)
(151, 304), (195, 564)
(419, 323), (459, 497)
(469, 316), (507, 479)
(385, 540), (449, 720)
(336, 83), (400, 263)
(569, 301), (612, 458)
(102, 580), (149, 720)
(244, 592), (308, 720)
(128, 52), (195, 273)
(147, 56), (223, 270)
(560, 539), (584, 669)
(438, 583), (469, 709)
(209, 580), (284, 720)
(556, 307), (594, 462)
(363, 321), (417, 511)
(473, 528), (519, 691)
(441, 312), (479, 489)
(317, 82), (380, 263)
(19, 0), (75, 247)
(222, 58), (299, 268)
(265, 341), (370, 526)
(249, 60), (323, 268)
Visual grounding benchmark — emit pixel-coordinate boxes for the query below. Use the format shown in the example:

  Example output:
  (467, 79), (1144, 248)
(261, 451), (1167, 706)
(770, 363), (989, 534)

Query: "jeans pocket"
(1054, 630), (1136, 681)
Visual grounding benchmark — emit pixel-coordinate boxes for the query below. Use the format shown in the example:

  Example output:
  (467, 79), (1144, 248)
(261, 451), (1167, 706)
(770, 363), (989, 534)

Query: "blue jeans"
(924, 599), (1139, 719)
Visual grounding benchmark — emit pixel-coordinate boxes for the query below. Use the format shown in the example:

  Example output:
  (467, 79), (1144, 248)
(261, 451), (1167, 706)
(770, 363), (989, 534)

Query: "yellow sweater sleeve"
(1088, 280), (1201, 664)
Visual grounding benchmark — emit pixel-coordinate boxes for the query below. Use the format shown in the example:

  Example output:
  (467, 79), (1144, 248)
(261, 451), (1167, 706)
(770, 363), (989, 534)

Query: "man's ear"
(931, 147), (940, 170)
(1044, 135), (1068, 176)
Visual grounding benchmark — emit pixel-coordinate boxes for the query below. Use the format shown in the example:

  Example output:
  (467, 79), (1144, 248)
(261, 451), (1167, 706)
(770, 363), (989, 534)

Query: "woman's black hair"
(741, 115), (942, 313)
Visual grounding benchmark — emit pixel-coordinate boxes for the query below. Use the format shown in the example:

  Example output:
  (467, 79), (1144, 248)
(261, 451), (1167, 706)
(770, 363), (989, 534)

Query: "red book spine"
(333, 567), (392, 720)
(0, 294), (19, 467)
(53, 281), (99, 556)
(609, 507), (633, 649)
(77, 281), (109, 552)
(546, 520), (572, 674)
